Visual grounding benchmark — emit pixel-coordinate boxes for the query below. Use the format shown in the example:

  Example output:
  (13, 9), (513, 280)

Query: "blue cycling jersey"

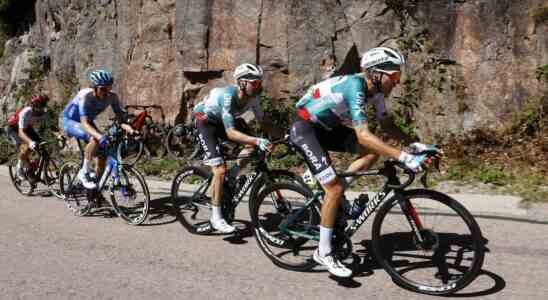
(194, 85), (264, 129)
(295, 74), (368, 129)
(63, 88), (123, 122)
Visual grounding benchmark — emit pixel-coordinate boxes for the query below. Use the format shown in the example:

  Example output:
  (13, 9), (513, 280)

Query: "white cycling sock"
(211, 206), (223, 222)
(82, 159), (92, 173)
(319, 225), (334, 257)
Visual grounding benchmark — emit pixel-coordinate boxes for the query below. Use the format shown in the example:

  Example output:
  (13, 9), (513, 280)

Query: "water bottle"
(348, 194), (369, 219)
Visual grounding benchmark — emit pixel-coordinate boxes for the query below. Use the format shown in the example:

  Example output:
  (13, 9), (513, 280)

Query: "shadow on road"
(343, 238), (506, 297)
(141, 196), (178, 226)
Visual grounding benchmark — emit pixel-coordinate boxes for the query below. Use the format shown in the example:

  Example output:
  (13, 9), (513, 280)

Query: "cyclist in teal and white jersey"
(62, 69), (136, 189)
(289, 47), (439, 277)
(194, 63), (279, 234)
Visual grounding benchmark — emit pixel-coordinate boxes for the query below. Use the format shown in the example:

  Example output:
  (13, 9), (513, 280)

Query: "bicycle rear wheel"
(117, 137), (145, 165)
(250, 182), (320, 272)
(165, 124), (201, 160)
(60, 161), (93, 216)
(110, 164), (150, 225)
(371, 189), (485, 295)
(170, 166), (215, 234)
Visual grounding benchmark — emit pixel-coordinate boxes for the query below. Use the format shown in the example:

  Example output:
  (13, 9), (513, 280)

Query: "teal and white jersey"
(194, 86), (264, 129)
(295, 74), (368, 129)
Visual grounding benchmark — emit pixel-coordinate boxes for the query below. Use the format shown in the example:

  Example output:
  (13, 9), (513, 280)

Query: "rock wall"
(0, 0), (546, 140)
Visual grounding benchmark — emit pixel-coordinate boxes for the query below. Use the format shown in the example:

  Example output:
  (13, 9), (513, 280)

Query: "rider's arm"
(354, 125), (402, 160)
(18, 127), (34, 145)
(80, 116), (103, 141)
(17, 109), (36, 145)
(222, 96), (260, 146)
(111, 96), (136, 134)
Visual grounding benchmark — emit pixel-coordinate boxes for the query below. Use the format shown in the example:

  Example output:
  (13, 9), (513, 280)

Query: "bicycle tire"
(60, 161), (93, 216)
(110, 164), (150, 225)
(46, 157), (64, 199)
(170, 166), (215, 234)
(117, 137), (145, 165)
(371, 189), (485, 295)
(250, 181), (320, 272)
(165, 124), (201, 160)
(8, 157), (34, 195)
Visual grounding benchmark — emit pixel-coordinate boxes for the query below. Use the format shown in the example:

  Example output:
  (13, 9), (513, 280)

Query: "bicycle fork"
(396, 193), (426, 245)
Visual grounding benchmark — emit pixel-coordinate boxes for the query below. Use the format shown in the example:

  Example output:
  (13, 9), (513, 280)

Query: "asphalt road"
(1, 172), (547, 300)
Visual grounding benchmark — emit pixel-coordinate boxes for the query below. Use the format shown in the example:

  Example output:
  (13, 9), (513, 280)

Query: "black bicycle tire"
(8, 157), (33, 195)
(248, 169), (307, 216)
(110, 164), (151, 225)
(250, 181), (319, 272)
(371, 189), (485, 295)
(165, 125), (201, 161)
(117, 137), (145, 165)
(60, 161), (92, 216)
(170, 166), (214, 234)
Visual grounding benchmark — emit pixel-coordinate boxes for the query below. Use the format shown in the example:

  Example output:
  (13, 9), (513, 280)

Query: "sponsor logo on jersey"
(312, 88), (321, 99)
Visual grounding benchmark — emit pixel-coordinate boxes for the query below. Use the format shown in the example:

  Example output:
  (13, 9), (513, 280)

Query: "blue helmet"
(89, 69), (114, 87)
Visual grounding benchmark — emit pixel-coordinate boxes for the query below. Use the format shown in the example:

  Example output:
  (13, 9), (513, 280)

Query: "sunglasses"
(386, 71), (401, 83)
(242, 79), (262, 89)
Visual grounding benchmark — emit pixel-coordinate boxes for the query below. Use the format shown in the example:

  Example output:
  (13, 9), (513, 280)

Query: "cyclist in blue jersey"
(62, 69), (136, 189)
(193, 63), (279, 233)
(289, 47), (439, 277)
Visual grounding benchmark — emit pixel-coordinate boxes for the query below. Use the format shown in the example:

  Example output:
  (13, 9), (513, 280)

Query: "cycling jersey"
(63, 88), (123, 122)
(295, 74), (368, 130)
(8, 106), (47, 129)
(193, 86), (264, 129)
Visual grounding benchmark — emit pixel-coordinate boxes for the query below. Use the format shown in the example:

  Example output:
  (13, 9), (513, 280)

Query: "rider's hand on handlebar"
(29, 141), (37, 151)
(256, 138), (273, 152)
(98, 135), (110, 147)
(409, 142), (443, 157)
(398, 152), (428, 173)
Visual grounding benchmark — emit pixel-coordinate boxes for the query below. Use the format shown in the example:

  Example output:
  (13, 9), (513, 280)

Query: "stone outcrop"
(0, 0), (546, 140)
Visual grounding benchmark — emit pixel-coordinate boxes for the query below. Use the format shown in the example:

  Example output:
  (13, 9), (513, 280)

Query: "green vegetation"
(530, 6), (548, 23)
(136, 158), (185, 178)
(440, 158), (548, 203)
(536, 64), (548, 82)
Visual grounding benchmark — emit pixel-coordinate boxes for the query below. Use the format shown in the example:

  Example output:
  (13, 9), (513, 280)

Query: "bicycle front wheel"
(371, 189), (485, 295)
(110, 164), (150, 225)
(117, 137), (145, 165)
(250, 182), (320, 272)
(170, 166), (214, 234)
(165, 125), (201, 160)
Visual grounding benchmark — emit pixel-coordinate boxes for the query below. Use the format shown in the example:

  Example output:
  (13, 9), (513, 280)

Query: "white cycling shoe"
(313, 249), (352, 278)
(210, 218), (236, 234)
(78, 169), (97, 189)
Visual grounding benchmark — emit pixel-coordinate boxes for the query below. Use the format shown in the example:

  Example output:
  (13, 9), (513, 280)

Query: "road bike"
(118, 105), (171, 164)
(170, 139), (304, 234)
(250, 150), (486, 295)
(8, 136), (66, 198)
(60, 120), (151, 225)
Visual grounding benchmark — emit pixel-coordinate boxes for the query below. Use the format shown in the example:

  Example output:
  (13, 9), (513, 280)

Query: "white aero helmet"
(233, 63), (264, 80)
(360, 47), (406, 74)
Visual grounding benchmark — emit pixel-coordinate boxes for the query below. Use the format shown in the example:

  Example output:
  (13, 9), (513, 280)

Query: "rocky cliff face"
(0, 0), (546, 140)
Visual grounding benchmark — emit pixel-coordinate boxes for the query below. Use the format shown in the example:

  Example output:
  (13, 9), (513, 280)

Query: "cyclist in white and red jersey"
(7, 94), (52, 180)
